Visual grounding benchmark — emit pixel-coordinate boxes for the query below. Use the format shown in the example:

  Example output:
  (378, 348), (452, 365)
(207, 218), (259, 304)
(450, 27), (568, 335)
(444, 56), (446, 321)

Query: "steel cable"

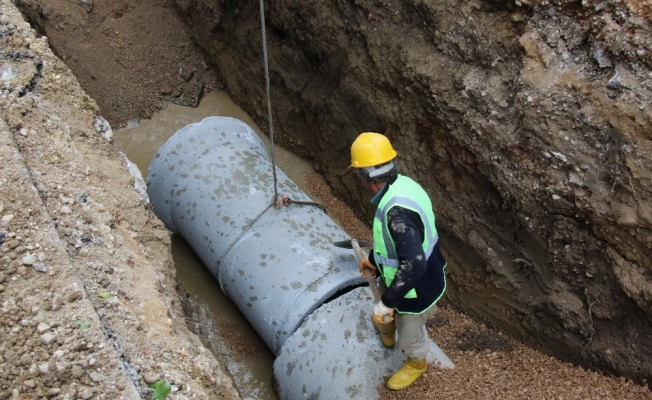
(258, 1), (325, 214)
(258, 0), (279, 204)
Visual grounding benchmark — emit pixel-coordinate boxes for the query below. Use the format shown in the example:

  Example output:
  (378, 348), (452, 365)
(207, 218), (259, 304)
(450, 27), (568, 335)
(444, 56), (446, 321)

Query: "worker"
(350, 132), (447, 390)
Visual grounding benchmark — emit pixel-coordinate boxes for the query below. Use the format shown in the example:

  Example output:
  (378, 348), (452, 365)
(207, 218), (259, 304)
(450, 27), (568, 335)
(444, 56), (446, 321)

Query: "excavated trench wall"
(173, 0), (652, 384)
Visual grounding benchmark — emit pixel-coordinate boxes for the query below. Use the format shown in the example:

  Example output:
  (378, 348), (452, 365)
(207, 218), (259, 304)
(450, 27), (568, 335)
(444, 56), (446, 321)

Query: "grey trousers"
(379, 280), (432, 360)
(395, 312), (430, 360)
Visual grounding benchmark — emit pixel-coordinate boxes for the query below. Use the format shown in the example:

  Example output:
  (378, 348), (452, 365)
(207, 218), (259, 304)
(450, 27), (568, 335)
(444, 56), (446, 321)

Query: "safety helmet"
(350, 132), (398, 169)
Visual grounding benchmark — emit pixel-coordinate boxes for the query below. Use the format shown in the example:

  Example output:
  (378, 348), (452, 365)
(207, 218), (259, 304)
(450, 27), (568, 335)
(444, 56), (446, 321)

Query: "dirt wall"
(0, 0), (240, 398)
(174, 0), (652, 384)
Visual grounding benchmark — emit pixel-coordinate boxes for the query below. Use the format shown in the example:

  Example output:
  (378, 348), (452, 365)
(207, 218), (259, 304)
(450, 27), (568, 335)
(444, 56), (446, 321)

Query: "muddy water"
(114, 91), (316, 400)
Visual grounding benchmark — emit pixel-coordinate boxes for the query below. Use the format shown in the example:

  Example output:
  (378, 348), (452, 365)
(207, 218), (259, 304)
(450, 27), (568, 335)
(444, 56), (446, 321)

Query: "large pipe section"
(146, 116), (453, 399)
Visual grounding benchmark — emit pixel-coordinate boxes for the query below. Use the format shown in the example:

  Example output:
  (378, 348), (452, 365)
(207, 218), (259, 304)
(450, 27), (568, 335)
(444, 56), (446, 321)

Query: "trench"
(113, 91), (321, 399)
(9, 0), (652, 396)
(16, 2), (454, 395)
(133, 98), (455, 400)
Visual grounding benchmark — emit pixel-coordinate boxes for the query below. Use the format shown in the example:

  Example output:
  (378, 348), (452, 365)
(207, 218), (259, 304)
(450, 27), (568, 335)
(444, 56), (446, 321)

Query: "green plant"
(148, 379), (171, 400)
(74, 319), (90, 330)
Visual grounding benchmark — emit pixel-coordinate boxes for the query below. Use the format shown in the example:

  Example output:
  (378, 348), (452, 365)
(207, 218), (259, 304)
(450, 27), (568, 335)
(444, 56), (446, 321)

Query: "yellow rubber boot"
(371, 314), (396, 347)
(387, 358), (427, 390)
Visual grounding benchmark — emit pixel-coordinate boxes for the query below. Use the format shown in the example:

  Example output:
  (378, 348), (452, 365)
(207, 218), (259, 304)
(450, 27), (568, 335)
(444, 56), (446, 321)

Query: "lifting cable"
(259, 0), (278, 203)
(258, 0), (325, 213)
(194, 2), (326, 278)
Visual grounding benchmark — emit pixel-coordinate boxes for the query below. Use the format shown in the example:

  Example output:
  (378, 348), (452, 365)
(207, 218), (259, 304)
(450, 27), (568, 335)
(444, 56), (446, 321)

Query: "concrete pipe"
(146, 116), (453, 399)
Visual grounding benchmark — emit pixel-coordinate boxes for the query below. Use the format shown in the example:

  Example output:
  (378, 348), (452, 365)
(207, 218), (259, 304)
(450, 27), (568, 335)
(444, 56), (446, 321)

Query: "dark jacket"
(369, 181), (447, 313)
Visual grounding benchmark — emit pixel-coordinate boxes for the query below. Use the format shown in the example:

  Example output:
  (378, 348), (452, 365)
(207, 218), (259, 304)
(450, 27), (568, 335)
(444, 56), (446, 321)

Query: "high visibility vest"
(373, 175), (438, 299)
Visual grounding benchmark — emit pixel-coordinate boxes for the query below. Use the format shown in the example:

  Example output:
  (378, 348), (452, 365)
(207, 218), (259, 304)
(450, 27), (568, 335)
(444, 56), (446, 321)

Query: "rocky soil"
(0, 1), (239, 398)
(2, 0), (652, 399)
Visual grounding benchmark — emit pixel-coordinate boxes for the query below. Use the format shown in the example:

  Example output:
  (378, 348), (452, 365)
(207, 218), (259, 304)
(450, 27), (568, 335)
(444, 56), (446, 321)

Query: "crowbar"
(333, 238), (391, 322)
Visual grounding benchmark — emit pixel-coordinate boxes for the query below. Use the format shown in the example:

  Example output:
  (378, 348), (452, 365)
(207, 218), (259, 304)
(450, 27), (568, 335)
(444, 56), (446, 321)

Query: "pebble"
(66, 290), (82, 302)
(41, 332), (56, 345)
(32, 262), (47, 272)
(89, 372), (104, 383)
(1, 214), (14, 225)
(55, 361), (69, 373)
(22, 253), (37, 266)
(38, 362), (50, 374)
(143, 371), (160, 384)
(71, 365), (84, 379)
(36, 322), (50, 333)
(52, 296), (63, 311)
(78, 387), (94, 399)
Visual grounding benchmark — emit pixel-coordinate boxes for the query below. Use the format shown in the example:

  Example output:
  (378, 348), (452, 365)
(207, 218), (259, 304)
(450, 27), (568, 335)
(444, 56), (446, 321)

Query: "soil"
(0, 1), (239, 398)
(1, 0), (651, 400)
(14, 0), (221, 129)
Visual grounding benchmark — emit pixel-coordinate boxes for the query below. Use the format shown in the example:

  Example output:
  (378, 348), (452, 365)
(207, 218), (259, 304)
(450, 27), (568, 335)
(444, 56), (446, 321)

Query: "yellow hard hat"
(350, 132), (398, 168)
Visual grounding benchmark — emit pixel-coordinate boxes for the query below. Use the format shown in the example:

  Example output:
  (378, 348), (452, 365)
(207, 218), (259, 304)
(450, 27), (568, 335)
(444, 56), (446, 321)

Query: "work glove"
(359, 258), (378, 278)
(373, 300), (395, 324)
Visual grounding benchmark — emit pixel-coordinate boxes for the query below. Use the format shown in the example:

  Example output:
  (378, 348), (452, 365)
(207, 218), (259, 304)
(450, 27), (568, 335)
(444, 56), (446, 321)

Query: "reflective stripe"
(374, 254), (398, 267)
(374, 195), (438, 269)
(375, 206), (397, 261)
